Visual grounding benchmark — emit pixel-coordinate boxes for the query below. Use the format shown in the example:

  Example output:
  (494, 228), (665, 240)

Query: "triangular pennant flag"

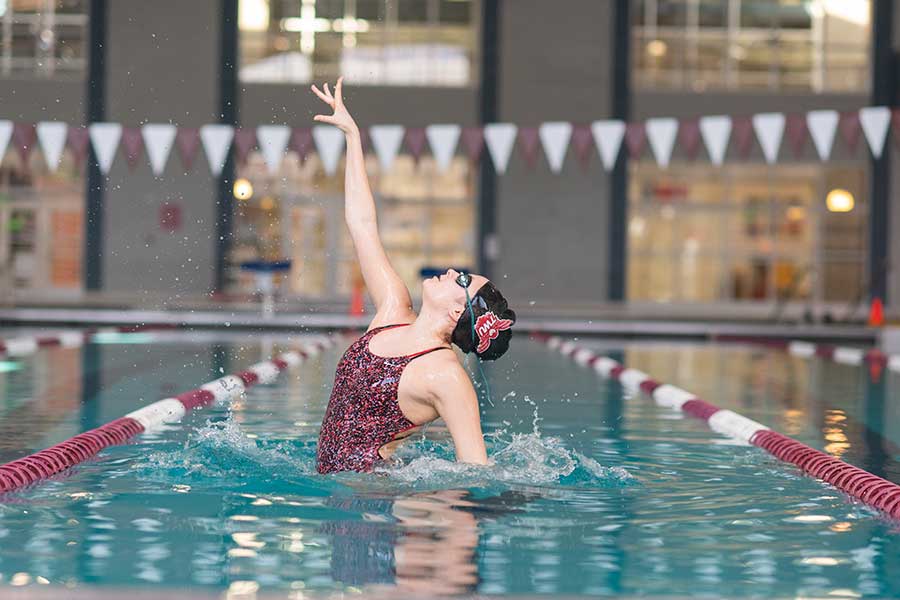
(645, 117), (679, 168)
(290, 128), (313, 161)
(731, 116), (754, 159)
(88, 122), (123, 174)
(369, 124), (405, 171)
(539, 121), (572, 173)
(484, 123), (518, 174)
(678, 119), (702, 160)
(312, 125), (345, 176)
(461, 127), (484, 164)
(699, 116), (732, 165)
(67, 126), (90, 167)
(752, 112), (785, 164)
(121, 127), (144, 169)
(256, 124), (291, 174)
(12, 123), (37, 166)
(36, 121), (68, 172)
(404, 128), (428, 162)
(785, 114), (808, 157)
(859, 106), (891, 159)
(839, 112), (861, 153)
(571, 125), (594, 170)
(233, 128), (257, 164)
(624, 123), (646, 159)
(806, 110), (839, 161)
(425, 124), (461, 172)
(518, 127), (542, 170)
(199, 124), (234, 176)
(176, 127), (201, 171)
(0, 120), (12, 162)
(142, 124), (177, 176)
(590, 120), (625, 170)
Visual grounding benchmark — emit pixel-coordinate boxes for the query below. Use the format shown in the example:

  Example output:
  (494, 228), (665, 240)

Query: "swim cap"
(451, 281), (516, 361)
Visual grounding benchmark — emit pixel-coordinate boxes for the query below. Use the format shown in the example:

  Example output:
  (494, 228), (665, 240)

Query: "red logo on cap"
(474, 312), (513, 354)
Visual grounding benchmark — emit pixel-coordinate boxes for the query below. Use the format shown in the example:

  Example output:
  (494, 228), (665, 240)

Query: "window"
(238, 0), (479, 86)
(632, 0), (870, 93)
(628, 163), (867, 305)
(229, 151), (476, 300)
(0, 0), (88, 78)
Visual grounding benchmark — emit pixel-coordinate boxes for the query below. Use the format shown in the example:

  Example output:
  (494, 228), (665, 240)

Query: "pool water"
(0, 331), (898, 597)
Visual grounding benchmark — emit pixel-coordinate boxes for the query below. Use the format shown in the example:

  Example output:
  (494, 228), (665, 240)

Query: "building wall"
(0, 79), (85, 123)
(493, 0), (615, 305)
(100, 0), (221, 294)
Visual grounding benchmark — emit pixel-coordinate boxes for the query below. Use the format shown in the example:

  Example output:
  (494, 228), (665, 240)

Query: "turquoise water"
(0, 331), (898, 597)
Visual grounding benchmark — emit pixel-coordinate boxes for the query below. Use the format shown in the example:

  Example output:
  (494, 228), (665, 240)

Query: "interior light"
(260, 196), (275, 211)
(646, 39), (668, 58)
(826, 189), (854, 213)
(234, 178), (254, 201)
(238, 0), (270, 32)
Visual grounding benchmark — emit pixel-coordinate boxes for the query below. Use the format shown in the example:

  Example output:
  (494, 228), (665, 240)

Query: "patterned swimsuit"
(316, 324), (448, 474)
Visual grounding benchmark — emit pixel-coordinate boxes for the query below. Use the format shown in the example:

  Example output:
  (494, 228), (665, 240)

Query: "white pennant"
(200, 124), (235, 176)
(36, 121), (68, 172)
(539, 121), (572, 173)
(590, 120), (625, 170)
(698, 115), (732, 166)
(752, 112), (785, 164)
(645, 118), (679, 168)
(483, 123), (518, 174)
(369, 125), (405, 172)
(312, 125), (345, 176)
(142, 124), (177, 176)
(806, 110), (839, 161)
(0, 120), (11, 162)
(88, 122), (123, 174)
(859, 106), (891, 159)
(256, 125), (291, 174)
(425, 124), (461, 172)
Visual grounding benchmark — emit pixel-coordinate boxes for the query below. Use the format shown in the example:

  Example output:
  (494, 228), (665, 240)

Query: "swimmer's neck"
(405, 306), (454, 348)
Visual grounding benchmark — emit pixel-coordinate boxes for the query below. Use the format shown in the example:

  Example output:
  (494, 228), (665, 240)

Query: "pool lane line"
(534, 333), (900, 520)
(0, 336), (337, 494)
(0, 324), (179, 359)
(784, 340), (900, 372)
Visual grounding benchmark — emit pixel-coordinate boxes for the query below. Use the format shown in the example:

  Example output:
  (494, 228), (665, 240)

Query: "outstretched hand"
(311, 77), (357, 134)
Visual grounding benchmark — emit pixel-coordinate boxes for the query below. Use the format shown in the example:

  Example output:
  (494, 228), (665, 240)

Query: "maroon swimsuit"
(316, 324), (448, 474)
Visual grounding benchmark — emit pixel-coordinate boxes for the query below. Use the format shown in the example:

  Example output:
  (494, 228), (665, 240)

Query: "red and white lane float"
(538, 334), (900, 520)
(787, 340), (900, 372)
(0, 336), (336, 493)
(0, 325), (172, 359)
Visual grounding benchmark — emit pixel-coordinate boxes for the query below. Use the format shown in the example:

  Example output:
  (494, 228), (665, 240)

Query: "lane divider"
(786, 340), (890, 369)
(536, 333), (900, 520)
(0, 324), (175, 359)
(0, 336), (337, 493)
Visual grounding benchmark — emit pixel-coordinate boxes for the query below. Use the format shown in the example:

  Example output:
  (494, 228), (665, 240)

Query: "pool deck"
(0, 305), (880, 344)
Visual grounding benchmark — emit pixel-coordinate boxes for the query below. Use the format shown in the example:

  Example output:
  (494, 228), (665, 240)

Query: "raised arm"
(428, 357), (489, 465)
(312, 78), (414, 328)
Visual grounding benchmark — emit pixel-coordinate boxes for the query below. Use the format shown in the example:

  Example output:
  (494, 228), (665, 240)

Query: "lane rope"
(535, 333), (900, 520)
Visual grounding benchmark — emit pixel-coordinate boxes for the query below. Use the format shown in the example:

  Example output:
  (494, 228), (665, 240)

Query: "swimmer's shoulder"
(406, 348), (473, 402)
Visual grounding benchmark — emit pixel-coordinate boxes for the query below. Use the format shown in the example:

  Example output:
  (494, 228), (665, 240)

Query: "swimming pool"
(0, 329), (898, 597)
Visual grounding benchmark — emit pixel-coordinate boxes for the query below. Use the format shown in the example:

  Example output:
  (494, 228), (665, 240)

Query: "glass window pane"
(657, 0), (686, 26)
(440, 0), (472, 24)
(356, 0), (381, 20)
(698, 0), (726, 27)
(398, 0), (428, 23)
(315, 0), (343, 20)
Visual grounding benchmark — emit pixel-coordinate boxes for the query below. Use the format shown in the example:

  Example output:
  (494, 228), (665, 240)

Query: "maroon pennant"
(517, 127), (541, 171)
(892, 109), (900, 146)
(839, 111), (861, 153)
(461, 127), (485, 164)
(731, 116), (755, 159)
(624, 123), (645, 158)
(175, 127), (201, 172)
(571, 124), (594, 171)
(12, 123), (36, 166)
(233, 128), (257, 164)
(290, 127), (313, 162)
(404, 128), (428, 162)
(785, 113), (808, 158)
(678, 119), (701, 160)
(121, 127), (144, 169)
(67, 126), (90, 167)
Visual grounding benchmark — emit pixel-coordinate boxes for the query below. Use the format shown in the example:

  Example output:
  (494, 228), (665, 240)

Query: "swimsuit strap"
(406, 346), (452, 360)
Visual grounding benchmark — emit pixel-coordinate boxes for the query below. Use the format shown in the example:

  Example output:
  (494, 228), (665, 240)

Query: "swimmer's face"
(422, 268), (488, 318)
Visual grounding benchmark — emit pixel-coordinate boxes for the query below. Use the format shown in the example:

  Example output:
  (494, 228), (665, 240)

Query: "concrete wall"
(493, 0), (615, 305)
(0, 79), (85, 123)
(101, 1), (221, 294)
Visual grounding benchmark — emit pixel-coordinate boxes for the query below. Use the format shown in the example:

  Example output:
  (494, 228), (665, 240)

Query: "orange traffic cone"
(868, 297), (884, 327)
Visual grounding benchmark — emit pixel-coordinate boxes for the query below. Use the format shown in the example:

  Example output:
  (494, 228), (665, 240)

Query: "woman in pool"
(312, 78), (516, 474)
